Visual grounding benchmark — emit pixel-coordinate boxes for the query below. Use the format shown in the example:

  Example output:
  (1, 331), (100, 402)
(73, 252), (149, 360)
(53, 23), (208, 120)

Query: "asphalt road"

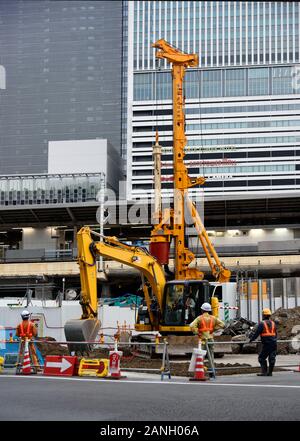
(0, 372), (299, 421)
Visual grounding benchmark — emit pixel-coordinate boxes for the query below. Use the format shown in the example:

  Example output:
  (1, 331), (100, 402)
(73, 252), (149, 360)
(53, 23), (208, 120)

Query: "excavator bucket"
(64, 318), (100, 354)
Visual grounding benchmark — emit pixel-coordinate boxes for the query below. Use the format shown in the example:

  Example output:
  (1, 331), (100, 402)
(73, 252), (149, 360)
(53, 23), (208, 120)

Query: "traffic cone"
(189, 351), (207, 382)
(22, 340), (32, 375)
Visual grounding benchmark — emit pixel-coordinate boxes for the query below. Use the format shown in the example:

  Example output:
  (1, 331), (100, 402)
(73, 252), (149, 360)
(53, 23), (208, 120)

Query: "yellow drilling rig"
(64, 40), (231, 355)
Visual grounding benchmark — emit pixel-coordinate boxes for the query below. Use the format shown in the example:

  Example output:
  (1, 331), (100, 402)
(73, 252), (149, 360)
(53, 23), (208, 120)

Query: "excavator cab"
(136, 279), (211, 334)
(161, 280), (210, 331)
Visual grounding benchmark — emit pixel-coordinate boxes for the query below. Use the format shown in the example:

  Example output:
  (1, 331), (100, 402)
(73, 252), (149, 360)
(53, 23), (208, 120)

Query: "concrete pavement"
(0, 371), (299, 421)
(216, 353), (300, 369)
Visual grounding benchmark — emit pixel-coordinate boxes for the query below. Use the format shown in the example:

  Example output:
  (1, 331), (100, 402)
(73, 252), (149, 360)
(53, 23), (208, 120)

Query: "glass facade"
(0, 173), (104, 206)
(122, 1), (129, 159)
(0, 0), (123, 175)
(133, 66), (296, 101)
(129, 1), (300, 199)
(133, 1), (300, 70)
(133, 120), (300, 133)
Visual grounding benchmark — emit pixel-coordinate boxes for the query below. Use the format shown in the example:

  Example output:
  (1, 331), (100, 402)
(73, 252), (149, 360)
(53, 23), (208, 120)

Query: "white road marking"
(1, 375), (300, 389)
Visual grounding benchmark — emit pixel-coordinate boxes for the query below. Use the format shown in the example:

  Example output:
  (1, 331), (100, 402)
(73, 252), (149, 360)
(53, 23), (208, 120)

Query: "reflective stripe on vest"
(261, 320), (276, 337)
(198, 316), (215, 333)
(20, 321), (33, 338)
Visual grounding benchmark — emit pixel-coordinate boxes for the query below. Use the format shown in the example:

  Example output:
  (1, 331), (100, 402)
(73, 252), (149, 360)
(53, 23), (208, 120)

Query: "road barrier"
(15, 338), (172, 381)
(205, 339), (300, 373)
(1, 337), (298, 377)
(44, 355), (77, 377)
(78, 358), (109, 377)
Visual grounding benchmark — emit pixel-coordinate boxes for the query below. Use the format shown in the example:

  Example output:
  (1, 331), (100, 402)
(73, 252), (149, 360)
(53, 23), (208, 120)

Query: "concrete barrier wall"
(0, 301), (136, 341)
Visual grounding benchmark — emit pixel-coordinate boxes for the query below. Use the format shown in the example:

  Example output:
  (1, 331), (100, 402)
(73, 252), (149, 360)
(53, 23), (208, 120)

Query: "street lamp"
(62, 277), (65, 300)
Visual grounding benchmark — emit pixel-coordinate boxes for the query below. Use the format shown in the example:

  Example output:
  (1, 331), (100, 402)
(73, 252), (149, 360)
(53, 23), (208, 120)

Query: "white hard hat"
(201, 302), (212, 312)
(21, 310), (30, 319)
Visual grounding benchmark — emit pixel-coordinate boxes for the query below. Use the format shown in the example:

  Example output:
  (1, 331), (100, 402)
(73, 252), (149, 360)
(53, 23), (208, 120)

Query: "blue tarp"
(101, 294), (143, 307)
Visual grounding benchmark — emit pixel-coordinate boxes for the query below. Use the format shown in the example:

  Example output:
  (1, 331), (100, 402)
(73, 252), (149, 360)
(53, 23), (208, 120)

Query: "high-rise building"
(0, 0), (124, 175)
(127, 1), (300, 201)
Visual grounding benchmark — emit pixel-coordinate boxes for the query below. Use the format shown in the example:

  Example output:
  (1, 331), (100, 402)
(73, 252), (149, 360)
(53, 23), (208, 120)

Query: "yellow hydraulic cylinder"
(0, 356), (4, 374)
(211, 296), (219, 318)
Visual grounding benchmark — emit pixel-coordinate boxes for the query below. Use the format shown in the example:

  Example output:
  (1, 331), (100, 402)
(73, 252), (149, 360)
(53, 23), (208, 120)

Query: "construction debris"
(271, 306), (300, 354)
(222, 317), (255, 353)
(222, 308), (300, 354)
(231, 334), (258, 354)
(222, 317), (256, 337)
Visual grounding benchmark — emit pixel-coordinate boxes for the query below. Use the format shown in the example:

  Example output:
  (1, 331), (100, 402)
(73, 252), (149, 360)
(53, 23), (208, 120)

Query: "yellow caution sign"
(78, 358), (109, 377)
(0, 356), (4, 374)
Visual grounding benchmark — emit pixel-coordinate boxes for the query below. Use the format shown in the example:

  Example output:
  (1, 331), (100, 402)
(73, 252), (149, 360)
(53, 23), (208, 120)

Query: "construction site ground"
(32, 341), (300, 376)
(120, 353), (299, 377)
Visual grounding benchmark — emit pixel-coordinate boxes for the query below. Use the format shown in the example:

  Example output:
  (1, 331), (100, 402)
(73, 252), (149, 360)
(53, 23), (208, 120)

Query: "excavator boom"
(64, 227), (167, 348)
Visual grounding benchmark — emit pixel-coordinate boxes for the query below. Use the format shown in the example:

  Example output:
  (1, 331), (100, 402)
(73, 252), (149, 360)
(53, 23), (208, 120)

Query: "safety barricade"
(44, 355), (78, 377)
(15, 339), (43, 375)
(204, 339), (300, 375)
(20, 336), (172, 381)
(78, 358), (109, 377)
(2, 336), (297, 378)
(109, 338), (124, 379)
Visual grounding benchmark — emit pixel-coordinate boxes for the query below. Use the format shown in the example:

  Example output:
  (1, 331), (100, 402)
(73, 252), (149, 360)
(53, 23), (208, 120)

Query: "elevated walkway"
(1, 254), (300, 278)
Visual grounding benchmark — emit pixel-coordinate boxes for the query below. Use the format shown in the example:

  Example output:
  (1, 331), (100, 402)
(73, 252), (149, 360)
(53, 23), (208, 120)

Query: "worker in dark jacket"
(249, 308), (277, 376)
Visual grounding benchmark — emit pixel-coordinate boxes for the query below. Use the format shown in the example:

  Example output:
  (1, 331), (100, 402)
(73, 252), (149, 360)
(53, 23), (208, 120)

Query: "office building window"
(156, 72), (172, 100)
(202, 70), (222, 97)
(272, 66), (293, 95)
(248, 67), (270, 95)
(185, 71), (200, 99)
(134, 73), (152, 100)
(225, 69), (246, 96)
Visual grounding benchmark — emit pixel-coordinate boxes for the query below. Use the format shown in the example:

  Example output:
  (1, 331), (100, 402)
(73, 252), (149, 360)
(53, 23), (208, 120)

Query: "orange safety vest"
(19, 321), (34, 338)
(261, 320), (276, 337)
(198, 316), (215, 333)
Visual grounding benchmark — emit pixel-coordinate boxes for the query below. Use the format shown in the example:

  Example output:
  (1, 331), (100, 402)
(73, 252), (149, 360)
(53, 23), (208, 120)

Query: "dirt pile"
(35, 337), (68, 357)
(227, 308), (300, 355)
(90, 353), (259, 377)
(35, 342), (262, 376)
(271, 307), (300, 354)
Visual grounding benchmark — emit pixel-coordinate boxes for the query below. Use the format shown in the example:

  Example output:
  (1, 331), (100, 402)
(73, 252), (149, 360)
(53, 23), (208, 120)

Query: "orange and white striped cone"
(189, 350), (207, 382)
(22, 339), (32, 375)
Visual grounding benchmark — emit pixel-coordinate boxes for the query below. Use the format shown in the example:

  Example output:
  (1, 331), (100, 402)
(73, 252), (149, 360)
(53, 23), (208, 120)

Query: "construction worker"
(185, 295), (196, 322)
(189, 302), (225, 375)
(16, 310), (37, 340)
(249, 308), (277, 377)
(16, 310), (39, 374)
